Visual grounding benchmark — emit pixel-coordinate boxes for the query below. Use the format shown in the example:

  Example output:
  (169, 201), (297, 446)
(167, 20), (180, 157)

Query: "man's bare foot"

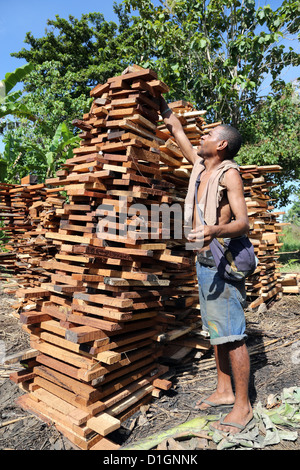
(210, 404), (253, 434)
(195, 390), (235, 410)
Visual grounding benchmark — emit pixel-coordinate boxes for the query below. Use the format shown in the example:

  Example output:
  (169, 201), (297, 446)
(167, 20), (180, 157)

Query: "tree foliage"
(1, 12), (132, 183)
(120, 0), (300, 125)
(236, 82), (300, 207)
(0, 63), (37, 181)
(11, 12), (130, 97)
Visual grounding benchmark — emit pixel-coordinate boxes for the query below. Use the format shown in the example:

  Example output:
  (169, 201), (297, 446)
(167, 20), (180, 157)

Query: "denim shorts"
(196, 261), (248, 346)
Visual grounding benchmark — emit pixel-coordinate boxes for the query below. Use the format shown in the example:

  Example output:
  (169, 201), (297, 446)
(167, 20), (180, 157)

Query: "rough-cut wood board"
(90, 438), (120, 450)
(87, 413), (121, 436)
(65, 325), (104, 344)
(41, 303), (122, 332)
(10, 369), (35, 384)
(2, 348), (38, 365)
(36, 353), (86, 381)
(32, 376), (104, 414)
(31, 388), (89, 426)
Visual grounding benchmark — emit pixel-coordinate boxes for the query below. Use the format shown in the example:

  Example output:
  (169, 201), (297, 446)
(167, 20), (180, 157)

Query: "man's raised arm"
(160, 97), (199, 165)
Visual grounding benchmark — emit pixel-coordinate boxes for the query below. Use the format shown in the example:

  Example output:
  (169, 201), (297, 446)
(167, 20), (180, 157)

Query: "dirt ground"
(0, 280), (299, 451)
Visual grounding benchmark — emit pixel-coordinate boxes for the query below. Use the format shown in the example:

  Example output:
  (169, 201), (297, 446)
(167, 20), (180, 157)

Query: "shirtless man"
(159, 97), (253, 434)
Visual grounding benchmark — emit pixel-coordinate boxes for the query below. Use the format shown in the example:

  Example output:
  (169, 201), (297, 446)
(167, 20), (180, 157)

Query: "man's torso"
(193, 169), (233, 231)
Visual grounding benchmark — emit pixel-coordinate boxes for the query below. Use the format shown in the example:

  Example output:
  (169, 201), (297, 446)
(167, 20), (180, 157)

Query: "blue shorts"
(196, 261), (248, 346)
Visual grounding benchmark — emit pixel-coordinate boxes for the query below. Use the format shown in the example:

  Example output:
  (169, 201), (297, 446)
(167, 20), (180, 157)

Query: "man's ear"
(217, 139), (228, 152)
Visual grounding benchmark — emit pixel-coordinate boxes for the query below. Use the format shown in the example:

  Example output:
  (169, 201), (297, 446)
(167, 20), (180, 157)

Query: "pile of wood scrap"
(242, 164), (284, 308)
(12, 66), (201, 450)
(0, 182), (18, 277)
(279, 272), (300, 294)
(0, 177), (61, 291)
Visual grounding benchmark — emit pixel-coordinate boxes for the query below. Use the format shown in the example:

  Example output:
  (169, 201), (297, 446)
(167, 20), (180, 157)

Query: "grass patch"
(279, 262), (300, 273)
(278, 224), (300, 269)
(280, 224), (300, 252)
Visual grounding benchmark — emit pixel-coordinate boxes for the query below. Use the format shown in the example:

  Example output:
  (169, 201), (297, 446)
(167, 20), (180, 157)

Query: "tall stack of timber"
(0, 179), (44, 281)
(9, 80), (285, 449)
(13, 66), (203, 450)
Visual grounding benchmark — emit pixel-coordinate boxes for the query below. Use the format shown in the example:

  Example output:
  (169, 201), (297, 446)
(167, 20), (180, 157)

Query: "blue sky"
(0, 1), (121, 79)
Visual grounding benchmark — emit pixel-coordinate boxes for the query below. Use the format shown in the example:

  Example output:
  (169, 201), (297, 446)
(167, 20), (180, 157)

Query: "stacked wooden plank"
(279, 272), (300, 294)
(241, 165), (284, 308)
(0, 182), (17, 277)
(0, 178), (62, 290)
(13, 67), (200, 450)
(152, 102), (215, 362)
(157, 100), (221, 179)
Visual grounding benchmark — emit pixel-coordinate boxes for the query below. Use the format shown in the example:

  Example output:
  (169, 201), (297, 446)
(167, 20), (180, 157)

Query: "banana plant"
(0, 63), (36, 181)
(0, 120), (79, 182)
(0, 134), (17, 181)
(44, 120), (79, 177)
(0, 62), (36, 120)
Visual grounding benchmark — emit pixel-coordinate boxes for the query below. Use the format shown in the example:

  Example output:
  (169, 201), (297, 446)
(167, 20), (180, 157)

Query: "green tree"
(283, 189), (300, 225)
(236, 82), (300, 207)
(2, 12), (134, 183)
(120, 0), (300, 126)
(11, 12), (130, 98)
(117, 0), (299, 205)
(0, 63), (37, 181)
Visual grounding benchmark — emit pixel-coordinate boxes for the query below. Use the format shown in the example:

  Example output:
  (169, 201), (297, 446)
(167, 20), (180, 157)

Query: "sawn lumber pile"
(240, 164), (284, 308)
(11, 67), (206, 450)
(0, 177), (62, 290)
(0, 182), (17, 277)
(279, 272), (300, 294)
(6, 70), (285, 449)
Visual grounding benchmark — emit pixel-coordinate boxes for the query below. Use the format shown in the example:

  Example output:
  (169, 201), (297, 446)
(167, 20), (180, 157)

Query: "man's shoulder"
(222, 166), (242, 188)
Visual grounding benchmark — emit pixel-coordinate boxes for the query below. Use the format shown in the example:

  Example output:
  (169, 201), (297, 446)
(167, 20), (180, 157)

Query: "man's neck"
(203, 155), (224, 172)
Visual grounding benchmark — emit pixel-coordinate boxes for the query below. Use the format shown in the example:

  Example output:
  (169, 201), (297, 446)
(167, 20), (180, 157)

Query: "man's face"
(197, 127), (223, 159)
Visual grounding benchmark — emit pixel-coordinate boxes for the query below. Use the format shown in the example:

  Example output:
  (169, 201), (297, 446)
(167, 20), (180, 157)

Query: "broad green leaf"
(3, 63), (34, 95)
(278, 430), (298, 441)
(122, 416), (211, 450)
(0, 82), (5, 101)
(46, 151), (54, 167)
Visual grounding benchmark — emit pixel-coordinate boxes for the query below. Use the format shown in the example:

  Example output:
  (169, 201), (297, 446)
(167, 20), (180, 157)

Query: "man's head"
(197, 124), (242, 160)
